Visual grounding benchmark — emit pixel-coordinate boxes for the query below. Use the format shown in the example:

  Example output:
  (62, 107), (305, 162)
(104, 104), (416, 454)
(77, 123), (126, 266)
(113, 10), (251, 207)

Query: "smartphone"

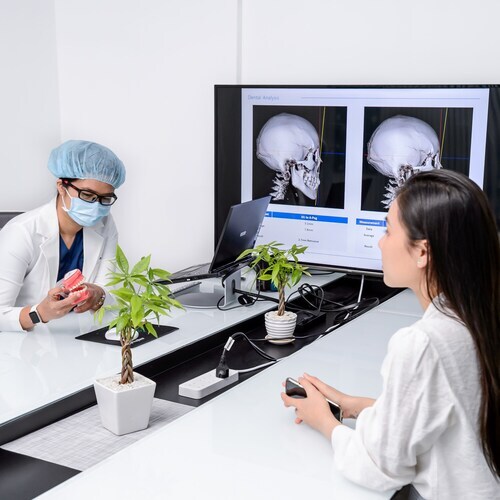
(285, 377), (343, 422)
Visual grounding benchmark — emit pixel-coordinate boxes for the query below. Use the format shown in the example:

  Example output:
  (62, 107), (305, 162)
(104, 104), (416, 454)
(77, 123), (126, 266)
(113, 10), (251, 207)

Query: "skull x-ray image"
(252, 106), (347, 208)
(257, 113), (321, 201)
(367, 115), (443, 208)
(361, 107), (473, 212)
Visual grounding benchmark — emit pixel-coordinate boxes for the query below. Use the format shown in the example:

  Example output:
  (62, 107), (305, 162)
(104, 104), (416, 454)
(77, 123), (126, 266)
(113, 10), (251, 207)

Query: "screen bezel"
(214, 84), (500, 275)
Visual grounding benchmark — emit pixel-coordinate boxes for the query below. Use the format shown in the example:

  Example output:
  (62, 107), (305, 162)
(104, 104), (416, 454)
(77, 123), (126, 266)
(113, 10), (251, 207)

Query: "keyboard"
(167, 281), (202, 296)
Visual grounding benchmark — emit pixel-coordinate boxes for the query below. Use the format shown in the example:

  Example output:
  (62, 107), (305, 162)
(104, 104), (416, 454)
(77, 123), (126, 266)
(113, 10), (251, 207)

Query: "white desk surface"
(0, 273), (342, 426)
(39, 289), (423, 500)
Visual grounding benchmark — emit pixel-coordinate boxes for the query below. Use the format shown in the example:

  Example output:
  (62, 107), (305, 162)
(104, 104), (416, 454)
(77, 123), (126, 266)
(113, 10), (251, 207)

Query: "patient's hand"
(281, 376), (340, 439)
(302, 373), (375, 419)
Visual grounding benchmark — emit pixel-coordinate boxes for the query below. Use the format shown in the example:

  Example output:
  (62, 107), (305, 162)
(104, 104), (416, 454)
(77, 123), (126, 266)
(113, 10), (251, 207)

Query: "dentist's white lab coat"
(0, 197), (117, 332)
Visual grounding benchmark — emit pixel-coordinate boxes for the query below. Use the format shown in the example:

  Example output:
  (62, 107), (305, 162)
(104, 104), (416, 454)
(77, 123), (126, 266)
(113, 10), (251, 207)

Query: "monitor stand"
(177, 269), (241, 309)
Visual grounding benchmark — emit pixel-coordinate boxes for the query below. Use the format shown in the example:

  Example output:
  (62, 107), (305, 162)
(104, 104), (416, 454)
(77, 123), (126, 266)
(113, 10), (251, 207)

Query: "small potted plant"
(94, 245), (183, 435)
(239, 241), (309, 340)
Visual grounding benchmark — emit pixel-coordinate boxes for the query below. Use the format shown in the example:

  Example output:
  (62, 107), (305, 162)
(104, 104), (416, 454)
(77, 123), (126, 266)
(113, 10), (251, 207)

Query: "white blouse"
(331, 300), (500, 499)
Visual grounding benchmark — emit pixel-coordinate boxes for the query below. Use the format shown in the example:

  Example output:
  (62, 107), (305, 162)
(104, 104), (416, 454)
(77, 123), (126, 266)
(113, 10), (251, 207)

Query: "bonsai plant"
(239, 241), (309, 339)
(94, 244), (183, 434)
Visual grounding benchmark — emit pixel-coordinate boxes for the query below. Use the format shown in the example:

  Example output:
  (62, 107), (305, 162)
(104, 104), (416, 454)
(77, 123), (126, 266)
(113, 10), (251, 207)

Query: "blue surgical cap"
(48, 140), (126, 189)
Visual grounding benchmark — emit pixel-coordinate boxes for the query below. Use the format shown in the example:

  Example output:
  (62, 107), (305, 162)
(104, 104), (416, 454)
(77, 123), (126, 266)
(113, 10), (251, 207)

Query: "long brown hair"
(397, 169), (500, 476)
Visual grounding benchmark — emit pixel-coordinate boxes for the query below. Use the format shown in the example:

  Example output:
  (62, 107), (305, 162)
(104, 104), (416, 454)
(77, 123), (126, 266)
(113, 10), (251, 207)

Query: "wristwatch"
(29, 304), (43, 325)
(92, 290), (106, 311)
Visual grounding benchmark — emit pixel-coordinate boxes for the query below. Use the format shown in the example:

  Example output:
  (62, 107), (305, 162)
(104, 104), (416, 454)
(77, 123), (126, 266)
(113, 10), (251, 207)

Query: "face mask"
(62, 188), (111, 227)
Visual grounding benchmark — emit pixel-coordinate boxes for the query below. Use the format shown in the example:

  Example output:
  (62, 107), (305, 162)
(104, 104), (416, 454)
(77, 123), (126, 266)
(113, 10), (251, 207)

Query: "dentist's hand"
(73, 283), (105, 314)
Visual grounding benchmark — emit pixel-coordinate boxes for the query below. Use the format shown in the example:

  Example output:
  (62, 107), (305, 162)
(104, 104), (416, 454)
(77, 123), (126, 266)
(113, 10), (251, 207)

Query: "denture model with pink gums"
(58, 269), (90, 304)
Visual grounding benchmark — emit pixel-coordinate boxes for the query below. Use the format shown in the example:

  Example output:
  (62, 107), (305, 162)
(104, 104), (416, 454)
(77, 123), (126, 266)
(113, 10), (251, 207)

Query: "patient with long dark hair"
(282, 170), (500, 499)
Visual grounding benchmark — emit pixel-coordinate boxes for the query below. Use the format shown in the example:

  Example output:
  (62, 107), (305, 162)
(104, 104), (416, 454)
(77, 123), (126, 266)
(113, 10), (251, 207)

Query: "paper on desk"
(2, 398), (192, 471)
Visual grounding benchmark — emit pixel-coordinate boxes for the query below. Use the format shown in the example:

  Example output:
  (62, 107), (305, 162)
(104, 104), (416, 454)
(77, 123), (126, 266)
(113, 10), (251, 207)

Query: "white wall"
(54, 0), (239, 271)
(241, 0), (500, 84)
(2, 0), (499, 271)
(0, 0), (60, 210)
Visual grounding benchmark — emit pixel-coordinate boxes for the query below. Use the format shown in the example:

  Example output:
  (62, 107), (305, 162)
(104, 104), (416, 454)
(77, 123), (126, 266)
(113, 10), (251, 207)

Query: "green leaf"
(131, 294), (142, 315)
(156, 286), (173, 299)
(110, 287), (134, 301)
(94, 306), (106, 325)
(271, 265), (279, 283)
(105, 276), (125, 286)
(106, 304), (123, 312)
(131, 255), (151, 276)
(170, 298), (184, 310)
(108, 318), (118, 329)
(152, 268), (171, 280)
(115, 314), (130, 334)
(251, 255), (262, 267)
(145, 322), (158, 338)
(131, 276), (149, 287)
(153, 282), (170, 292)
(258, 274), (272, 281)
(131, 295), (144, 327)
(114, 297), (128, 308)
(146, 304), (169, 315)
(291, 268), (302, 286)
(115, 245), (129, 274)
(237, 248), (254, 260)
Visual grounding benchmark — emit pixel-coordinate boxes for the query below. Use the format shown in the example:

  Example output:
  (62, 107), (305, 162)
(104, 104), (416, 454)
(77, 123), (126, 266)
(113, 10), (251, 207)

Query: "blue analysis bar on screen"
(356, 218), (386, 227)
(266, 211), (348, 224)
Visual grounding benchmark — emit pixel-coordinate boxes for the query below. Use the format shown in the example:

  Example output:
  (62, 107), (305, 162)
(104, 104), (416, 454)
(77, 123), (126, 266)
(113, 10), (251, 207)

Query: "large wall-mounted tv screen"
(215, 85), (500, 274)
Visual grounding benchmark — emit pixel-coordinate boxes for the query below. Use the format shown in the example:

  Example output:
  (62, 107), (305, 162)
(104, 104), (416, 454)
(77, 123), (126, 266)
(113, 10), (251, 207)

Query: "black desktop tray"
(75, 324), (178, 348)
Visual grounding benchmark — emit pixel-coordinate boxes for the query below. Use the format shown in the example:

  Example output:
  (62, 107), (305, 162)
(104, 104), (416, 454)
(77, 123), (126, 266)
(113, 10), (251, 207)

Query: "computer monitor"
(215, 85), (499, 275)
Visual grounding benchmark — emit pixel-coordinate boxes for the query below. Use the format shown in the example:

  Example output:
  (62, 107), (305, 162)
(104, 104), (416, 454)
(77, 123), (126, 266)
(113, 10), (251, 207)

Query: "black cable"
(286, 283), (379, 315)
(216, 285), (264, 311)
(232, 286), (362, 320)
(216, 331), (279, 376)
(233, 287), (279, 304)
(251, 331), (326, 342)
(294, 283), (343, 310)
(216, 295), (245, 311)
(285, 283), (325, 312)
(325, 297), (380, 330)
(229, 331), (277, 361)
(234, 285), (369, 314)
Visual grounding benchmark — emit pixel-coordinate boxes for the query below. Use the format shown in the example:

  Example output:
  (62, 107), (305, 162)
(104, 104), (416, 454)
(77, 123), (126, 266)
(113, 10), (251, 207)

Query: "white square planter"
(94, 372), (156, 436)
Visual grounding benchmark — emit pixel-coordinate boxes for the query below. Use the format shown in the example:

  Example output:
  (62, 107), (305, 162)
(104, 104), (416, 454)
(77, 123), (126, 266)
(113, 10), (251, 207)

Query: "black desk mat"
(75, 324), (178, 348)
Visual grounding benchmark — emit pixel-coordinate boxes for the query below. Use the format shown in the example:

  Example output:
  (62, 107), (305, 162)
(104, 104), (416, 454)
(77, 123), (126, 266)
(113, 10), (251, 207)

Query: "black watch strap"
(29, 304), (42, 324)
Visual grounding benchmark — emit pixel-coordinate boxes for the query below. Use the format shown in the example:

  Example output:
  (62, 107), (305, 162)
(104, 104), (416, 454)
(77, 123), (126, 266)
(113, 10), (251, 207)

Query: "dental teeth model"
(57, 269), (90, 304)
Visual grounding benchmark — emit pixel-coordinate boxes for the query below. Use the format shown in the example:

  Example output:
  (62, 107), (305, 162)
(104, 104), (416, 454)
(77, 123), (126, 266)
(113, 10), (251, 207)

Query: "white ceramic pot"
(94, 372), (156, 436)
(264, 310), (297, 339)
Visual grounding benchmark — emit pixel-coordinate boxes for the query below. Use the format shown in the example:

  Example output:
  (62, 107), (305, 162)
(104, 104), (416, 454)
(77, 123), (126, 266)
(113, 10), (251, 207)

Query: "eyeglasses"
(63, 180), (118, 206)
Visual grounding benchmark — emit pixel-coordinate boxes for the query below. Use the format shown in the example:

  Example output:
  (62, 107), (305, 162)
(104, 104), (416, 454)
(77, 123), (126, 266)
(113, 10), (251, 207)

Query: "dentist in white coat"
(0, 140), (126, 332)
